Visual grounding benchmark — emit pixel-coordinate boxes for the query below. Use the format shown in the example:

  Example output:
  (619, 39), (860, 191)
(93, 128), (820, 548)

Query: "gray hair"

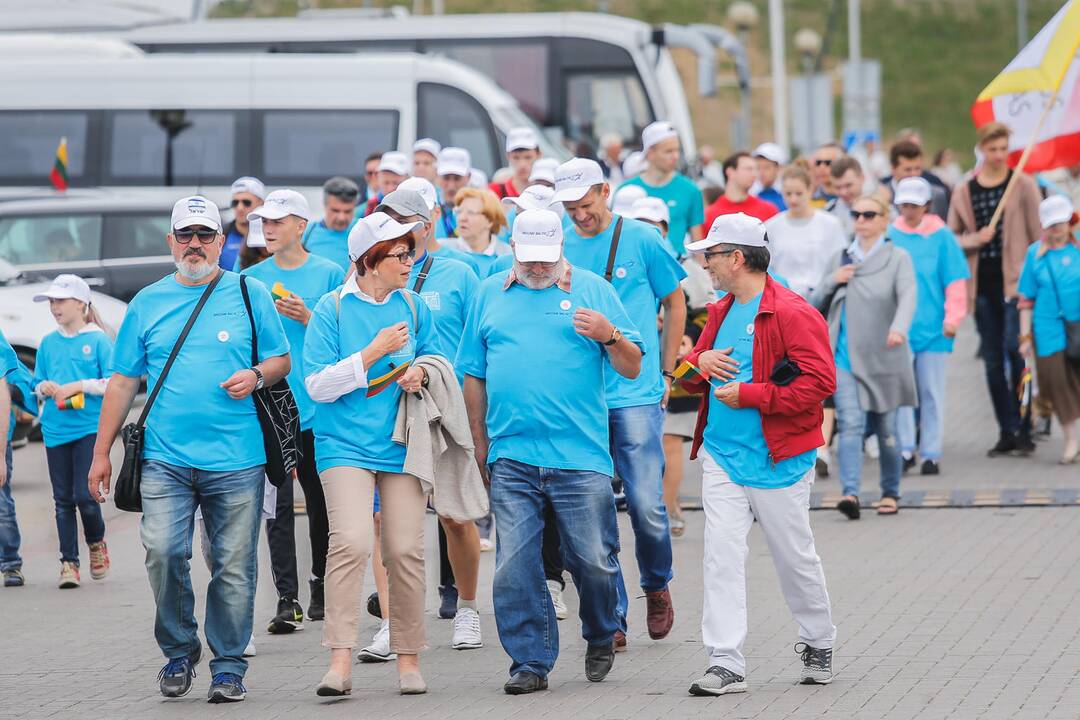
(714, 242), (771, 274)
(323, 176), (360, 204)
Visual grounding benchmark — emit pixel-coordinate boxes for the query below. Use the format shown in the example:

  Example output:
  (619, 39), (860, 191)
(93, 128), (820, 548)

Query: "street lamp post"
(150, 110), (192, 187)
(793, 28), (823, 152)
(727, 1), (759, 151)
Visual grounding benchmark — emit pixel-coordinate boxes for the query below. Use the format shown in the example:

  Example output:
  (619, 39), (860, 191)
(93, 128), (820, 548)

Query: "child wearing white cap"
(490, 127), (541, 200)
(32, 274), (113, 590)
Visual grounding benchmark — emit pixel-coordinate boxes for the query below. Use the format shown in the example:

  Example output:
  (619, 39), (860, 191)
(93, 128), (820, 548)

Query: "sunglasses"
(703, 249), (737, 260)
(850, 210), (881, 221)
(174, 228), (220, 244)
(231, 198), (254, 208)
(815, 159), (833, 166)
(386, 249), (416, 264)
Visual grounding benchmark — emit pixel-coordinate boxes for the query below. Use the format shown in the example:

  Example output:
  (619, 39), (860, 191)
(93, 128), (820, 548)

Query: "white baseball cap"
(552, 158), (605, 203)
(437, 147), (471, 177)
(171, 195), (222, 232)
(752, 142), (787, 165)
(621, 151), (648, 179)
(529, 158), (560, 185)
(230, 176), (266, 200)
(246, 217), (266, 248)
(248, 189), (313, 222)
(686, 212), (768, 253)
(506, 127), (539, 153)
(611, 184), (647, 214)
(512, 209), (563, 263)
(1040, 194), (1076, 229)
(642, 121), (678, 152)
(413, 138), (442, 158)
(502, 184), (556, 212)
(894, 176), (932, 207)
(468, 168), (489, 189)
(398, 176), (438, 211)
(347, 211), (424, 263)
(33, 273), (91, 304)
(378, 151), (409, 177)
(629, 196), (670, 225)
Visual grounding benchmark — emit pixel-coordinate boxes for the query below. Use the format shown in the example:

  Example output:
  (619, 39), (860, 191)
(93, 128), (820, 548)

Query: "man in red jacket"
(679, 213), (837, 697)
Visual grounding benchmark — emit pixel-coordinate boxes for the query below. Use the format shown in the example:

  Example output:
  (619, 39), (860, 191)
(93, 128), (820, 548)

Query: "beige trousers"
(320, 466), (428, 653)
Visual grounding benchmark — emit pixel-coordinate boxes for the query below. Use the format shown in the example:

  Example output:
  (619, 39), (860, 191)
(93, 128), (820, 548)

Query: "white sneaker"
(243, 634), (257, 658)
(864, 436), (880, 459)
(451, 607), (483, 650)
(357, 620), (396, 663)
(547, 580), (568, 620)
(478, 538), (494, 552)
(815, 446), (832, 477)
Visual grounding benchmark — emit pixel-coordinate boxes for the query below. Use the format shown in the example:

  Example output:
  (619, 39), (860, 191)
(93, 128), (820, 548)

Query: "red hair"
(356, 235), (416, 276)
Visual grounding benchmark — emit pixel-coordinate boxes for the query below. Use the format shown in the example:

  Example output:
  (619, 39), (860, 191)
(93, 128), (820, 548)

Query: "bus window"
(417, 83), (499, 175)
(104, 110), (244, 185)
(259, 110), (398, 185)
(424, 40), (550, 124)
(565, 72), (652, 154)
(0, 112), (93, 186)
(0, 215), (102, 266)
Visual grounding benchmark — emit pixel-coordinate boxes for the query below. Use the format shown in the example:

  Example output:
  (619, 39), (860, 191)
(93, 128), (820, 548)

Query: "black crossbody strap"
(412, 254), (436, 293)
(135, 269), (223, 429)
(604, 216), (625, 283)
(239, 274), (259, 365)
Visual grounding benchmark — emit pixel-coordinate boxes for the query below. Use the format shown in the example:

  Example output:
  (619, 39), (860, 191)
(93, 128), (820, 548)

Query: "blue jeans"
(897, 352), (948, 461)
(0, 443), (21, 572)
(835, 368), (902, 499)
(973, 294), (1027, 438)
(489, 458), (622, 678)
(45, 433), (105, 565)
(609, 404), (673, 623)
(140, 460), (263, 677)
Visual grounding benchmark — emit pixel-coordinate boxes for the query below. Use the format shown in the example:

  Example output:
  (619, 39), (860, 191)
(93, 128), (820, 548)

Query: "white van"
(0, 50), (567, 195)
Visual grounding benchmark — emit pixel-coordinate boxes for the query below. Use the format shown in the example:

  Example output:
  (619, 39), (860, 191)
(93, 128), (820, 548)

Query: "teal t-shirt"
(304, 288), (439, 474)
(887, 224), (970, 353)
(33, 328), (113, 447)
(835, 307), (851, 372)
(408, 254), (479, 377)
(1017, 241), (1080, 357)
(302, 219), (358, 274)
(563, 215), (686, 409)
(455, 268), (645, 476)
(703, 293), (815, 488)
(448, 240), (512, 279)
(0, 331), (20, 440)
(111, 272), (290, 471)
(621, 173), (705, 256)
(243, 254), (345, 430)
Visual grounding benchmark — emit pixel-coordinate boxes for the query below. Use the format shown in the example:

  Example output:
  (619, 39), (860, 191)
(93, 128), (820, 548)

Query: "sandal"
(877, 497), (899, 515)
(669, 514), (686, 538)
(836, 495), (860, 520)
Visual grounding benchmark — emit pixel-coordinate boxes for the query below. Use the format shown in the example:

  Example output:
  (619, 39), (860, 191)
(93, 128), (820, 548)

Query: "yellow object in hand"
(56, 393), (85, 411)
(271, 281), (293, 300)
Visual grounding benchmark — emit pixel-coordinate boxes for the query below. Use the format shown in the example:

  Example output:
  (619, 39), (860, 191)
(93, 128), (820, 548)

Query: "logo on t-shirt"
(421, 291), (441, 311)
(745, 323), (755, 335)
(81, 344), (92, 355)
(217, 330), (230, 343)
(559, 299), (572, 311)
(615, 267), (628, 279)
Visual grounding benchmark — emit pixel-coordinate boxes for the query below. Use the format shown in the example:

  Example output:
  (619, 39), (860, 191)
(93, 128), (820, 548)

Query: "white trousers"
(700, 451), (836, 675)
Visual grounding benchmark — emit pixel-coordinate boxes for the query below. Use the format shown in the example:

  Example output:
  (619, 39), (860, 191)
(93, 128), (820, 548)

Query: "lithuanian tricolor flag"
(49, 137), (69, 192)
(366, 360), (411, 397)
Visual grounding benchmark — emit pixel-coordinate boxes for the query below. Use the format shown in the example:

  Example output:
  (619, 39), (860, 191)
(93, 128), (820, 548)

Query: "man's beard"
(514, 259), (565, 289)
(176, 249), (216, 281)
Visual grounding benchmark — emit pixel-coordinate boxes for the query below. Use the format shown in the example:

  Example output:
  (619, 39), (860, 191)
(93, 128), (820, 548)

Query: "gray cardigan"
(811, 240), (918, 413)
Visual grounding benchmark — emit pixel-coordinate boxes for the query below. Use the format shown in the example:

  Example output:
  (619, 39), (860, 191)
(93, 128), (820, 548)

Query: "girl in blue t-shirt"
(31, 275), (113, 589)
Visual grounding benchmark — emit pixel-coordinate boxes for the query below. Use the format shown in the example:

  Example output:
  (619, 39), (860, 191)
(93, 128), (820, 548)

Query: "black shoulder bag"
(239, 275), (303, 488)
(412, 254), (436, 293)
(114, 270), (224, 513)
(603, 217), (625, 283)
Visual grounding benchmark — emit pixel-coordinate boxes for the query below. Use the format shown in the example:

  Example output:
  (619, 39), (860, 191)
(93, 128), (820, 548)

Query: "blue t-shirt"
(563, 215), (686, 409)
(455, 268), (645, 476)
(1017, 241), (1080, 357)
(835, 308), (852, 372)
(887, 223), (970, 353)
(703, 293), (815, 488)
(243, 254), (345, 430)
(621, 174), (705, 256)
(408, 254), (479, 376)
(449, 242), (512, 279)
(304, 288), (439, 474)
(757, 186), (787, 212)
(33, 328), (113, 447)
(111, 272), (289, 471)
(303, 220), (358, 273)
(433, 243), (475, 268)
(220, 229), (244, 271)
(0, 331), (20, 440)
(435, 204), (457, 239)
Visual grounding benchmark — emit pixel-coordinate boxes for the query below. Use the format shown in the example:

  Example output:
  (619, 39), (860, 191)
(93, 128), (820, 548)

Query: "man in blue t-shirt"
(246, 189), (345, 637)
(88, 196), (290, 704)
(302, 176), (361, 273)
(554, 158), (687, 646)
(458, 209), (644, 695)
(0, 331), (25, 587)
(435, 147), (472, 239)
(221, 177), (266, 271)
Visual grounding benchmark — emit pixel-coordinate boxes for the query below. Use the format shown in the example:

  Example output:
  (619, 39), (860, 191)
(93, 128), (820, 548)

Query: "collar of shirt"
(56, 323), (103, 339)
(339, 275), (397, 305)
(502, 262), (573, 294)
(848, 233), (886, 263)
(472, 236), (501, 256)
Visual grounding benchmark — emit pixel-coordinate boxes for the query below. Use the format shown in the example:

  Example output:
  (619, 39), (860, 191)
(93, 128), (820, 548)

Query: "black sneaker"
(267, 597), (304, 634)
(1035, 415), (1052, 438)
(987, 434), (1018, 457)
(438, 584), (458, 620)
(920, 459), (940, 476)
(308, 578), (324, 622)
(1013, 435), (1036, 457)
(207, 672), (246, 703)
(158, 647), (200, 698)
(688, 665), (747, 696)
(902, 455), (917, 473)
(796, 643), (833, 684)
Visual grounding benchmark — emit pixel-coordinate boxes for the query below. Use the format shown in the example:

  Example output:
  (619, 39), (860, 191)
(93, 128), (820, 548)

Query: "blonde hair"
(780, 165), (812, 189)
(977, 122), (1011, 146)
(853, 194), (889, 216)
(454, 187), (508, 234)
(85, 302), (115, 340)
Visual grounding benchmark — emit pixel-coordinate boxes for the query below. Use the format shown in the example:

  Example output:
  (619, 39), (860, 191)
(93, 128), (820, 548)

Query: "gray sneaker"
(158, 647), (200, 698)
(796, 643), (833, 684)
(688, 665), (747, 696)
(207, 673), (247, 703)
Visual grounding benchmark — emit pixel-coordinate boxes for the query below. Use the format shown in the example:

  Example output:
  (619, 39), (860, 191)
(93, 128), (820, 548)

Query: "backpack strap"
(412, 254), (436, 293)
(604, 216), (625, 283)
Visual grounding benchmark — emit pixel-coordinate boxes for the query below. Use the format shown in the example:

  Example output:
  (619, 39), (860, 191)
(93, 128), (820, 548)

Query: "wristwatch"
(251, 366), (265, 391)
(603, 327), (622, 346)
(662, 370), (676, 380)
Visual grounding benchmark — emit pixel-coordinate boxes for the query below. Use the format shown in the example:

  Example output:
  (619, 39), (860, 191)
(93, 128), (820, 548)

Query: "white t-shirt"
(765, 210), (848, 299)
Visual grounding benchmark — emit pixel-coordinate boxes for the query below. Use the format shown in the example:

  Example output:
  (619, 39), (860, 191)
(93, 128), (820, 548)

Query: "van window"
(103, 214), (173, 260)
(424, 41), (550, 123)
(417, 83), (499, 175)
(0, 112), (92, 184)
(259, 110), (398, 185)
(566, 72), (652, 152)
(105, 110), (244, 185)
(0, 215), (102, 266)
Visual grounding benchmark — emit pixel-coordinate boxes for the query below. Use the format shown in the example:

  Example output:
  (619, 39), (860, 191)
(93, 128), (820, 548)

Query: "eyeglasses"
(850, 210), (881, 221)
(703, 249), (737, 260)
(230, 198), (254, 209)
(173, 228), (220, 244)
(815, 159), (833, 167)
(386, 249), (416, 264)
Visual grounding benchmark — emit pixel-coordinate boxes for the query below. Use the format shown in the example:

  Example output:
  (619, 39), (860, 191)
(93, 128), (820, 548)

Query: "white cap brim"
(438, 164), (470, 177)
(514, 244), (561, 263)
(1041, 209), (1073, 229)
(32, 289), (77, 302)
(173, 217), (221, 232)
(248, 205), (291, 221)
(684, 238), (720, 254)
(552, 185), (591, 203)
(894, 191), (929, 207)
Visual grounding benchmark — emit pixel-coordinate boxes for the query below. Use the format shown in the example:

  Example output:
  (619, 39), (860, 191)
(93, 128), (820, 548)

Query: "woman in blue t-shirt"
(1018, 196), (1080, 465)
(30, 275), (113, 589)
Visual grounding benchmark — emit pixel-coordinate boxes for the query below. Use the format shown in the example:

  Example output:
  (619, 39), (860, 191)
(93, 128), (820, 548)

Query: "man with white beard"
(88, 196), (290, 704)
